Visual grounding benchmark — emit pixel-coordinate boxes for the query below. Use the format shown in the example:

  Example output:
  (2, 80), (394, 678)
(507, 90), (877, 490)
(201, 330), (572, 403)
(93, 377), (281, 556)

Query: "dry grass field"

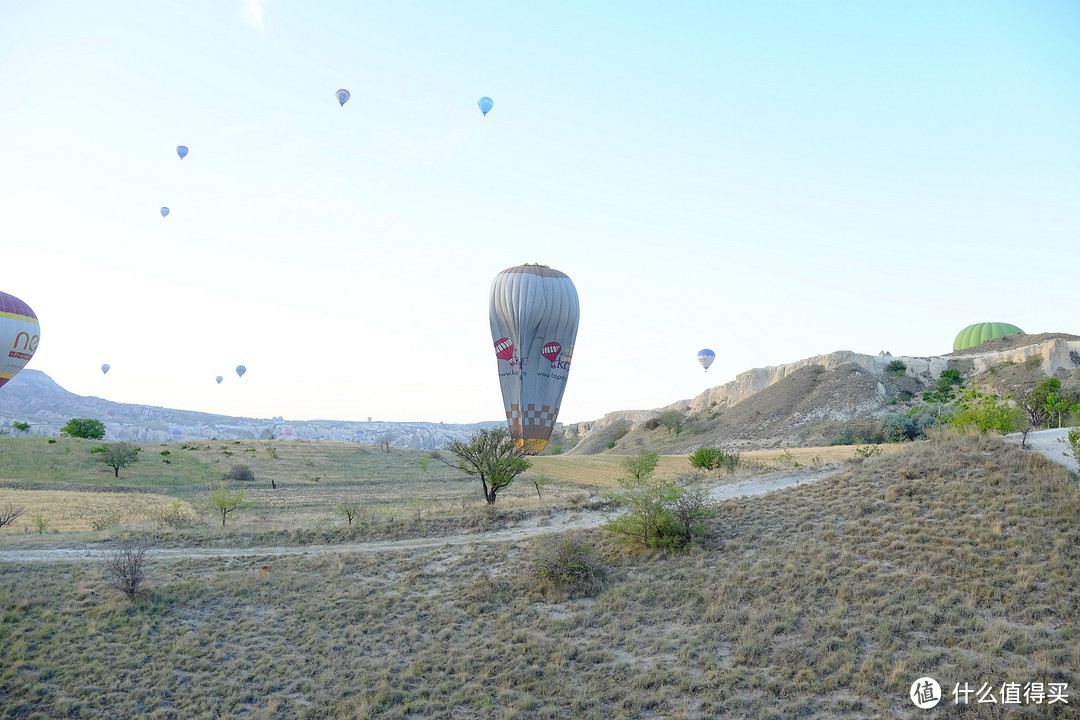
(0, 430), (1077, 718)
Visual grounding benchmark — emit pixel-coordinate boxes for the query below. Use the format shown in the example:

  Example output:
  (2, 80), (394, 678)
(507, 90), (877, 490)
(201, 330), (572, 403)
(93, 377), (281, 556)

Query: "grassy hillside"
(1, 430), (1076, 718)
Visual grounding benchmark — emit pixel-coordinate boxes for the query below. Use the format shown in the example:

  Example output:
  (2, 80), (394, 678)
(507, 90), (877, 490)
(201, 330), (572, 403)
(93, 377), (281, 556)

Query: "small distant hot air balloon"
(478, 96), (493, 116)
(0, 291), (40, 391)
(235, 365), (247, 378)
(697, 349), (715, 372)
(215, 375), (223, 384)
(489, 264), (579, 454)
(160, 207), (170, 218)
(176, 145), (188, 160)
(171, 429), (182, 439)
(101, 364), (110, 375)
(336, 89), (350, 106)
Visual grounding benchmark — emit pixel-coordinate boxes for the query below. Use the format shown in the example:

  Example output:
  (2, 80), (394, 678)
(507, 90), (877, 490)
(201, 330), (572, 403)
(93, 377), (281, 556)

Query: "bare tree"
(376, 431), (394, 453)
(0, 503), (25, 531)
(104, 542), (150, 601)
(334, 498), (363, 526)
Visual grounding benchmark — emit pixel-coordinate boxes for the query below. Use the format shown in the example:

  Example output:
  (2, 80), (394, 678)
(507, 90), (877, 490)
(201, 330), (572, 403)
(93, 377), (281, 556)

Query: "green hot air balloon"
(953, 322), (1024, 351)
(489, 264), (580, 454)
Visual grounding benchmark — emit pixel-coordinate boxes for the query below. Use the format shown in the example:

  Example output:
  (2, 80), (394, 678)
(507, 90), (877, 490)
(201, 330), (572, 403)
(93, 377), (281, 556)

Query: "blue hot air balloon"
(477, 96), (493, 116)
(176, 145), (188, 160)
(101, 364), (110, 375)
(160, 207), (170, 218)
(697, 349), (715, 372)
(235, 364), (247, 378)
(215, 375), (223, 384)
(336, 89), (350, 106)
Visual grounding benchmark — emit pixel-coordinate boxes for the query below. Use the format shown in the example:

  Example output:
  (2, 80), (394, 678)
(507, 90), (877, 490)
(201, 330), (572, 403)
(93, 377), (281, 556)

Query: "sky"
(1, 1), (1078, 424)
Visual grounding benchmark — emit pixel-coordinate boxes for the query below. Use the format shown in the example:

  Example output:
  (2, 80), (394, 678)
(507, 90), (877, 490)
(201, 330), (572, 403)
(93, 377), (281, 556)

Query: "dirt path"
(0, 468), (840, 565)
(1005, 427), (1079, 474)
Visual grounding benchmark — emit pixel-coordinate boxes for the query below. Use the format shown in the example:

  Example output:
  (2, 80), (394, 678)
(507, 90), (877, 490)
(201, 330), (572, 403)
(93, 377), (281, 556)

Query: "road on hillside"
(0, 469), (839, 564)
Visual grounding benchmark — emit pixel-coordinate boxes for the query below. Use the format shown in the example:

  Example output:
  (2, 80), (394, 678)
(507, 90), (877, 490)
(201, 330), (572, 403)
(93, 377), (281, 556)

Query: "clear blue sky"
(2, 1), (1077, 423)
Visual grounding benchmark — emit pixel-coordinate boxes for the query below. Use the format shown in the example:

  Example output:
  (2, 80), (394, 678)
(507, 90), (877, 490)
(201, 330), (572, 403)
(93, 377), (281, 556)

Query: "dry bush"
(103, 541), (150, 601)
(526, 533), (607, 598)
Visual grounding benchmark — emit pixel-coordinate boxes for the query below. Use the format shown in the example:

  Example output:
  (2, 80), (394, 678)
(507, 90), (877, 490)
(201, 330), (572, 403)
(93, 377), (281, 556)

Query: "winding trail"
(0, 469), (839, 565)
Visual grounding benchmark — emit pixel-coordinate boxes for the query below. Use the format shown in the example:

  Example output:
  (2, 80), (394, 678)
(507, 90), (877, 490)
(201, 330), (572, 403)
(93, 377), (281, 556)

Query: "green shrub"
(886, 360), (906, 375)
(606, 441), (616, 449)
(1025, 354), (1043, 369)
(223, 464), (255, 482)
(613, 427), (629, 442)
(643, 418), (661, 431)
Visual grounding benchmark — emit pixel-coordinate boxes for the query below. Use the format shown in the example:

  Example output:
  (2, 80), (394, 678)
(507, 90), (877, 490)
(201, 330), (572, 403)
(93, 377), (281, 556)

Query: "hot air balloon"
(0, 291), (40, 391)
(176, 145), (188, 160)
(478, 96), (493, 116)
(336, 89), (350, 106)
(953, 323), (1024, 352)
(697, 349), (715, 372)
(215, 375), (223, 384)
(160, 207), (170, 218)
(489, 264), (579, 454)
(101, 364), (110, 375)
(235, 365), (246, 378)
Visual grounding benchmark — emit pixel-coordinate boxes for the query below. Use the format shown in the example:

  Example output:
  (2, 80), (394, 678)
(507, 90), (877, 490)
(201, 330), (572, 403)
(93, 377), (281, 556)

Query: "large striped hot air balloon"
(489, 264), (580, 454)
(0, 291), (40, 390)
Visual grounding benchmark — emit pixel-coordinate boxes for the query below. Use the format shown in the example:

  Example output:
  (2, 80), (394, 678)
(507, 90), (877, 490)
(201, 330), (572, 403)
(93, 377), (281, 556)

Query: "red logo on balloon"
(542, 342), (561, 367)
(494, 337), (516, 365)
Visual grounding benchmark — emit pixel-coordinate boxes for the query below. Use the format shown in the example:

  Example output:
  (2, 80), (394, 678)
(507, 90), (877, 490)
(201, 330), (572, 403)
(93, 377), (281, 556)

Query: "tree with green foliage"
(61, 418), (105, 439)
(11, 421), (30, 435)
(1017, 377), (1061, 446)
(657, 410), (683, 437)
(624, 450), (659, 481)
(441, 427), (531, 505)
(91, 442), (141, 478)
(947, 389), (1020, 435)
(209, 486), (254, 527)
(688, 447), (740, 473)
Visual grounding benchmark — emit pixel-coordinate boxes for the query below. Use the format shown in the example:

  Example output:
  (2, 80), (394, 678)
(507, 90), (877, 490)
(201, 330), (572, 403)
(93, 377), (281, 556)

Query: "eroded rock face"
(563, 337), (1080, 454)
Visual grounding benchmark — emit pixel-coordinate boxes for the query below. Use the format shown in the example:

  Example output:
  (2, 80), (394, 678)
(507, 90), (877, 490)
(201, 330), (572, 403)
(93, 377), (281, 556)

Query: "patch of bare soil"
(0, 467), (839, 565)
(1005, 427), (1079, 474)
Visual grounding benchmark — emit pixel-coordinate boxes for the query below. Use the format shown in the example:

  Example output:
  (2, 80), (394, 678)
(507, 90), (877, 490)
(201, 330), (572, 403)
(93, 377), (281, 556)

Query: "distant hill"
(556, 333), (1080, 455)
(0, 370), (501, 450)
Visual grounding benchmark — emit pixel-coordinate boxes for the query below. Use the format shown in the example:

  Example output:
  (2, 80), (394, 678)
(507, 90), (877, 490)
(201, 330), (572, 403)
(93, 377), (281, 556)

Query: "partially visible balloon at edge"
(478, 96), (493, 116)
(0, 291), (40, 391)
(176, 145), (188, 159)
(160, 207), (169, 217)
(235, 365), (247, 378)
(336, 89), (350, 106)
(215, 375), (223, 384)
(101, 364), (110, 375)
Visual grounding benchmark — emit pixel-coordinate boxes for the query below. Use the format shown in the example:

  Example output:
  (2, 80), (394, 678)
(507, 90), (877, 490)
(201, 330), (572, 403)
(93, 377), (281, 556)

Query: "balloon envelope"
(336, 89), (350, 106)
(697, 349), (715, 372)
(489, 265), (580, 454)
(953, 323), (1024, 351)
(160, 207), (169, 217)
(215, 375), (223, 384)
(176, 145), (188, 159)
(478, 96), (493, 116)
(101, 364), (110, 375)
(0, 292), (40, 391)
(235, 365), (247, 378)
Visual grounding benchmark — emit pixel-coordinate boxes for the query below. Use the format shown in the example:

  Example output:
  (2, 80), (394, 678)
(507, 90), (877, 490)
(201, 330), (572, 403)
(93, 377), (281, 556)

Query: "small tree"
(209, 486), (253, 528)
(947, 389), (1021, 435)
(1017, 378), (1061, 447)
(376, 431), (394, 453)
(657, 410), (683, 436)
(0, 502), (25, 530)
(417, 456), (432, 474)
(689, 447), (723, 472)
(104, 541), (150, 601)
(334, 498), (363, 526)
(441, 427), (531, 505)
(61, 418), (105, 439)
(91, 442), (140, 477)
(11, 421), (30, 435)
(624, 450), (659, 481)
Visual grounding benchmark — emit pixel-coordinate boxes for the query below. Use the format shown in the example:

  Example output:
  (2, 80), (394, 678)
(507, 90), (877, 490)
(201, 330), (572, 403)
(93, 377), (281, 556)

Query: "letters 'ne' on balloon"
(697, 349), (715, 372)
(0, 291), (40, 391)
(336, 89), (350, 106)
(489, 264), (579, 454)
(477, 96), (493, 116)
(176, 145), (188, 160)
